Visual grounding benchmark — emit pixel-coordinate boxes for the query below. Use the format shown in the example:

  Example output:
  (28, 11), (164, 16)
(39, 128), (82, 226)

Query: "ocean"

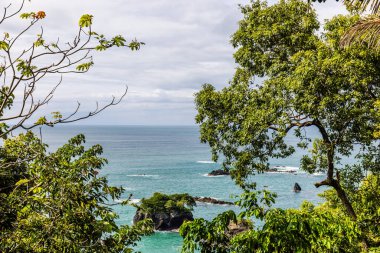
(34, 125), (329, 253)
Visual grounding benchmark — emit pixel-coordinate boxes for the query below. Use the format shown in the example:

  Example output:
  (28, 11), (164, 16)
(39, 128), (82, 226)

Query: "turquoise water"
(37, 125), (328, 253)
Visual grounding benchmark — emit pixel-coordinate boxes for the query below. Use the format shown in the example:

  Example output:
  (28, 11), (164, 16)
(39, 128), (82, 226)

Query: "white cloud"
(2, 0), (347, 125)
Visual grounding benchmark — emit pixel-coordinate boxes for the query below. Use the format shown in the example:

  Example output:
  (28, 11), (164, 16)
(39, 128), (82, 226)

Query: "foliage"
(320, 174), (380, 248)
(180, 190), (275, 253)
(0, 132), (153, 252)
(340, 16), (380, 50)
(0, 0), (144, 139)
(137, 192), (196, 215)
(196, 0), (378, 213)
(188, 0), (380, 251)
(375, 100), (380, 138)
(0, 1), (152, 252)
(181, 191), (362, 253)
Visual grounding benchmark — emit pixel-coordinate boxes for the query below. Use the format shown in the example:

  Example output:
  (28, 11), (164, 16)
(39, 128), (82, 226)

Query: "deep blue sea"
(34, 125), (331, 253)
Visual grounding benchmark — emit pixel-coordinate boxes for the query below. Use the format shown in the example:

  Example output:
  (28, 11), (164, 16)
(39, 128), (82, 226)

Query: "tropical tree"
(0, 1), (153, 252)
(0, 133), (153, 252)
(181, 0), (380, 251)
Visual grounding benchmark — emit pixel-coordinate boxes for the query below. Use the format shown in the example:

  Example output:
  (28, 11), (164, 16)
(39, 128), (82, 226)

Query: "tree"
(180, 197), (362, 253)
(0, 1), (153, 252)
(0, 0), (144, 139)
(0, 133), (153, 252)
(184, 0), (380, 251)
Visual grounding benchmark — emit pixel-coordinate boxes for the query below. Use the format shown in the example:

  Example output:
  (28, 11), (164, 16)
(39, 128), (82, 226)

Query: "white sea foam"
(197, 160), (216, 164)
(126, 174), (159, 178)
(129, 198), (141, 204)
(202, 173), (225, 177)
(115, 198), (140, 204)
(272, 166), (299, 171)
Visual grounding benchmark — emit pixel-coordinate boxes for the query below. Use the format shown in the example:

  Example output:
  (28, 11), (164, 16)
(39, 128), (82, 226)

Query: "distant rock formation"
(265, 167), (297, 173)
(194, 197), (234, 205)
(294, 182), (301, 192)
(208, 169), (230, 176)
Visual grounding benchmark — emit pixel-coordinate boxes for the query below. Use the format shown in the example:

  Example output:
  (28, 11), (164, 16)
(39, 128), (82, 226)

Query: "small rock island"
(194, 196), (234, 205)
(208, 169), (230, 176)
(294, 183), (301, 192)
(133, 192), (196, 231)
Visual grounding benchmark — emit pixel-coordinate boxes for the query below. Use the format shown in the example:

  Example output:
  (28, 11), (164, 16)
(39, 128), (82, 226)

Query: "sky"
(3, 0), (348, 125)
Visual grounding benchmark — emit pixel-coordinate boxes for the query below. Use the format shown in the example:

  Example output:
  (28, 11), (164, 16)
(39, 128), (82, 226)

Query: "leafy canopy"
(0, 132), (153, 252)
(184, 0), (380, 251)
(137, 192), (196, 215)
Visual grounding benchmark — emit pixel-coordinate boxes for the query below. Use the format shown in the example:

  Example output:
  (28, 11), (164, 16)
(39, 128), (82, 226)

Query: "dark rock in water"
(194, 197), (234, 205)
(208, 169), (230, 176)
(294, 183), (301, 192)
(133, 209), (193, 231)
(265, 167), (297, 173)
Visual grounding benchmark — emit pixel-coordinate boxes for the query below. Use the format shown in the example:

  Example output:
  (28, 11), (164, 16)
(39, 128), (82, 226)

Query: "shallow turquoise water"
(37, 125), (330, 253)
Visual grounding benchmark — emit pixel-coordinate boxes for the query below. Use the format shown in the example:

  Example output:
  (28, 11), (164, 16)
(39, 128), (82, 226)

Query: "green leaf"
(20, 12), (34, 19)
(51, 111), (62, 120)
(112, 35), (126, 47)
(0, 41), (9, 50)
(79, 14), (93, 28)
(76, 61), (94, 71)
(35, 116), (47, 125)
(15, 178), (29, 186)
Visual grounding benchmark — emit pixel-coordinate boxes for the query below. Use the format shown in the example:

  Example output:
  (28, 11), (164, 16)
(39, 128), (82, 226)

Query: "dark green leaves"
(0, 133), (153, 252)
(191, 0), (380, 251)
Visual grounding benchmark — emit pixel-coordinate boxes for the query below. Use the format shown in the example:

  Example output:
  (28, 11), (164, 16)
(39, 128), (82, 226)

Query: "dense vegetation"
(0, 1), (152, 252)
(1, 0), (380, 252)
(0, 133), (153, 252)
(181, 0), (380, 252)
(136, 193), (196, 214)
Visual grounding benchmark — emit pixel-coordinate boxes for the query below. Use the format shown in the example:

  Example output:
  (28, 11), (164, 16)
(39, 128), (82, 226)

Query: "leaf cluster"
(137, 192), (196, 215)
(0, 132), (153, 252)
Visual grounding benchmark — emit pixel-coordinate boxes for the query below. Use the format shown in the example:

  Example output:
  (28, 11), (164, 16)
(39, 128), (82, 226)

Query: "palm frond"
(343, 0), (380, 14)
(340, 16), (380, 49)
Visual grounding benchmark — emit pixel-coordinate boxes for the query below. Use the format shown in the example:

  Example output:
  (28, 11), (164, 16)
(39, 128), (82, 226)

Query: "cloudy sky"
(3, 0), (347, 125)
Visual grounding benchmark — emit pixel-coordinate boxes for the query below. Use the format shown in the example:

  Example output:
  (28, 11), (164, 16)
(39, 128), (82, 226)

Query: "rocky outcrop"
(133, 209), (193, 231)
(294, 182), (301, 192)
(194, 197), (234, 205)
(265, 167), (297, 173)
(208, 169), (230, 176)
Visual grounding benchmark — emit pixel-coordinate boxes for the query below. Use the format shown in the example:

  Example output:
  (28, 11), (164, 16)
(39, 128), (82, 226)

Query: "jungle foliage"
(0, 133), (153, 252)
(136, 193), (196, 215)
(181, 0), (380, 252)
(0, 1), (152, 252)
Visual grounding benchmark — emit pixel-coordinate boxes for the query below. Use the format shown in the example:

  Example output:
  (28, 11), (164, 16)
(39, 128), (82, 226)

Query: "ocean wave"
(202, 173), (225, 177)
(272, 166), (299, 171)
(155, 230), (179, 233)
(126, 174), (159, 178)
(129, 198), (141, 204)
(115, 198), (140, 204)
(197, 160), (216, 164)
(196, 196), (221, 200)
